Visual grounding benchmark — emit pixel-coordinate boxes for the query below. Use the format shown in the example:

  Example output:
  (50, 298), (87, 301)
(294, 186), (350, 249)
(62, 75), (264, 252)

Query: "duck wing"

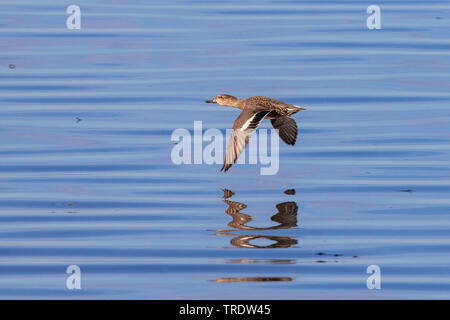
(222, 109), (270, 172)
(272, 201), (298, 227)
(270, 116), (298, 146)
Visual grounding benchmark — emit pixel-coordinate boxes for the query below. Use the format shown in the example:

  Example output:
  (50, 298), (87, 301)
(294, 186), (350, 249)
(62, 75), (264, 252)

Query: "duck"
(205, 94), (306, 172)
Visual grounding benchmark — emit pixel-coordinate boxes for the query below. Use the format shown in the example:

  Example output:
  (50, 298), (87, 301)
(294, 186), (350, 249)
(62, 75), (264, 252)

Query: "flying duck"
(205, 94), (306, 172)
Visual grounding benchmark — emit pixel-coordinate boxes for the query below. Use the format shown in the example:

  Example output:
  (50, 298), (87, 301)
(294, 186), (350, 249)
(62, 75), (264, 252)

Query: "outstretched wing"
(270, 116), (298, 146)
(222, 110), (270, 172)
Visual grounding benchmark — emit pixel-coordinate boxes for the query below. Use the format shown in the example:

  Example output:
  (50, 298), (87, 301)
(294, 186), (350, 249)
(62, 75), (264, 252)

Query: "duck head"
(205, 94), (239, 107)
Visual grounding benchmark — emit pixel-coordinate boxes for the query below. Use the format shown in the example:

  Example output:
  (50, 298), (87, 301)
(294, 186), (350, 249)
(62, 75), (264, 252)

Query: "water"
(1, 0), (449, 299)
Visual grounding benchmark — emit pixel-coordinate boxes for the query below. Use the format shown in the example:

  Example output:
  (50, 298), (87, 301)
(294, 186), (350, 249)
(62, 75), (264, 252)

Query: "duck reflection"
(216, 189), (299, 249)
(214, 277), (293, 283)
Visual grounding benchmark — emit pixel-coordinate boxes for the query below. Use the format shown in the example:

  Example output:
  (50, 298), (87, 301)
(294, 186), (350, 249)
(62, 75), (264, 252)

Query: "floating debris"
(76, 117), (82, 123)
(316, 252), (325, 256)
(399, 189), (413, 193)
(284, 188), (296, 195)
(8, 64), (15, 69)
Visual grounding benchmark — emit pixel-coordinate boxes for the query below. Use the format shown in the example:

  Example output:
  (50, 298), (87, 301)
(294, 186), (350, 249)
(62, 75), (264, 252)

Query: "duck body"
(205, 94), (306, 172)
(240, 96), (304, 118)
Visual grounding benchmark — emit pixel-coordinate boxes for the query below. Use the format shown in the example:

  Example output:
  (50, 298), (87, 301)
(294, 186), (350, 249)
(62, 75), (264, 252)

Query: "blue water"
(1, 0), (450, 299)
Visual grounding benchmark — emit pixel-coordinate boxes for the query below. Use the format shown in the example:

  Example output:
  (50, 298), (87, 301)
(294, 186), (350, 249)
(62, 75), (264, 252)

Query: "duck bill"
(205, 99), (216, 103)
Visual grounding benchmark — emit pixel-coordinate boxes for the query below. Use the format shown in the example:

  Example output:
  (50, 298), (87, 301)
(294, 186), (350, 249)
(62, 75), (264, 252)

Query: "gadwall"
(205, 94), (306, 172)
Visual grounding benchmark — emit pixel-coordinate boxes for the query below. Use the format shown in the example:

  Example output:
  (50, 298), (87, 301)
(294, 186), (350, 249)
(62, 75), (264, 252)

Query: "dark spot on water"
(399, 189), (413, 193)
(66, 202), (74, 206)
(435, 17), (442, 19)
(76, 117), (82, 123)
(9, 64), (15, 69)
(333, 254), (342, 257)
(284, 189), (295, 195)
(316, 260), (326, 263)
(316, 252), (325, 255)
(353, 256), (358, 258)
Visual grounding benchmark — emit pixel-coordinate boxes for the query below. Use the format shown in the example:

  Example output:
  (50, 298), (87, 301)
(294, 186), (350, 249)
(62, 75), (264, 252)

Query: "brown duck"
(205, 94), (306, 172)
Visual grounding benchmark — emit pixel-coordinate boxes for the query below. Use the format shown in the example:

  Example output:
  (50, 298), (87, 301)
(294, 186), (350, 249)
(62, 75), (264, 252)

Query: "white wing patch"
(221, 110), (270, 172)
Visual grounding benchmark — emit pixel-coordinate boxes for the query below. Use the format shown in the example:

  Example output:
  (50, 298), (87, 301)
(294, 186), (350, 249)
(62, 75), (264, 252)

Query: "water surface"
(0, 0), (449, 299)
